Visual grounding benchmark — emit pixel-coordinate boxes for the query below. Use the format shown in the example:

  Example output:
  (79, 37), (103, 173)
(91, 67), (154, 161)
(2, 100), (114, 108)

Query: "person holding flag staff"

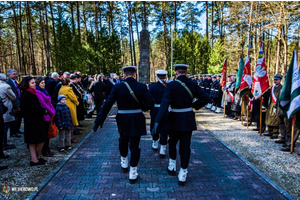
(93, 66), (155, 183)
(149, 69), (169, 158)
(278, 50), (300, 153)
(224, 75), (236, 118)
(152, 64), (211, 185)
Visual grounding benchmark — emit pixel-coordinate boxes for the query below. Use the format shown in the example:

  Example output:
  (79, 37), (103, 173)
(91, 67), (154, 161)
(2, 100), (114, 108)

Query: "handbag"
(48, 118), (58, 139)
(9, 104), (20, 116)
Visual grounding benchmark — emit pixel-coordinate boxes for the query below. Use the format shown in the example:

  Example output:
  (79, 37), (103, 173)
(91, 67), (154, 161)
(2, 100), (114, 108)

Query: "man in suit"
(93, 66), (155, 183)
(149, 69), (168, 158)
(152, 64), (211, 185)
(6, 69), (21, 138)
(46, 72), (59, 103)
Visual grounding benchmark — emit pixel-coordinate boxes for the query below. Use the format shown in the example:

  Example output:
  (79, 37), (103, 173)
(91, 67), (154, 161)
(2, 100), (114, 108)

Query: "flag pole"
(290, 115), (295, 154)
(241, 99), (243, 125)
(260, 98), (262, 136)
(224, 94), (226, 117)
(247, 107), (249, 129)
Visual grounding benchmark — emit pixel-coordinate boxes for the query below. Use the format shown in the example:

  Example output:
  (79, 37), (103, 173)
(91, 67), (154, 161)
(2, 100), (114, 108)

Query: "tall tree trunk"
(26, 2), (36, 75)
(82, 3), (88, 44)
(49, 1), (56, 69)
(44, 1), (51, 71)
(76, 1), (81, 44)
(174, 1), (177, 30)
(247, 2), (253, 52)
(94, 2), (98, 38)
(12, 2), (22, 73)
(126, 2), (133, 65)
(40, 10), (46, 73)
(19, 2), (26, 74)
(220, 2), (224, 41)
(282, 25), (288, 75)
(211, 1), (214, 47)
(70, 2), (76, 37)
(133, 6), (140, 45)
(162, 2), (168, 67)
(143, 1), (146, 22)
(206, 1), (208, 38)
(275, 5), (282, 75)
(98, 2), (102, 29)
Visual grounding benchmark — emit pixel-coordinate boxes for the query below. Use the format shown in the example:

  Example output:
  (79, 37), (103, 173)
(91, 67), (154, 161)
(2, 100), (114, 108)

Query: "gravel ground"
(195, 108), (300, 199)
(0, 116), (95, 200)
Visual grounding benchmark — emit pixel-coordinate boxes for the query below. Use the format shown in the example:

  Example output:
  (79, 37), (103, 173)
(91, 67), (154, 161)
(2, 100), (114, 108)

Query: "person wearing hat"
(152, 64), (211, 185)
(263, 74), (283, 139)
(198, 74), (203, 86)
(224, 75), (236, 118)
(149, 69), (169, 157)
(199, 74), (205, 90)
(93, 66), (155, 183)
(70, 74), (85, 129)
(209, 75), (218, 111)
(204, 74), (213, 109)
(214, 74), (223, 113)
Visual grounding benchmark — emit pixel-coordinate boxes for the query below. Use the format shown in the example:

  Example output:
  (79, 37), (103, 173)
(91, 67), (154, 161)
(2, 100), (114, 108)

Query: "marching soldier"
(149, 69), (168, 158)
(204, 74), (213, 109)
(198, 74), (204, 86)
(214, 74), (223, 113)
(152, 64), (211, 185)
(199, 74), (206, 90)
(264, 74), (283, 139)
(209, 75), (218, 111)
(93, 66), (155, 183)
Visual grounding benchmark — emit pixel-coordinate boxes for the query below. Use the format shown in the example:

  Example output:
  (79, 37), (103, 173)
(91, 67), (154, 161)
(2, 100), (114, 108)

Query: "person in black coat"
(214, 75), (223, 113)
(19, 76), (48, 166)
(93, 75), (107, 114)
(46, 72), (59, 100)
(70, 74), (85, 123)
(204, 74), (213, 109)
(94, 66), (155, 183)
(149, 69), (168, 158)
(152, 64), (211, 185)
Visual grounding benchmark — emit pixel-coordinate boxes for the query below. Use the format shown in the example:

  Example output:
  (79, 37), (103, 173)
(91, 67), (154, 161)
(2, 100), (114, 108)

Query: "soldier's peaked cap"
(274, 74), (283, 79)
(206, 74), (212, 77)
(122, 66), (137, 72)
(174, 64), (189, 70)
(217, 74), (222, 77)
(156, 69), (168, 75)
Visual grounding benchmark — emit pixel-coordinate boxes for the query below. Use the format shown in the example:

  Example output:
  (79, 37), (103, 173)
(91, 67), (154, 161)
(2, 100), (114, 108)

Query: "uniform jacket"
(155, 75), (211, 132)
(0, 80), (16, 123)
(210, 80), (218, 98)
(204, 79), (212, 95)
(54, 103), (73, 129)
(36, 89), (55, 122)
(93, 81), (107, 103)
(95, 77), (155, 137)
(6, 78), (20, 105)
(58, 85), (79, 126)
(149, 81), (168, 135)
(265, 84), (282, 126)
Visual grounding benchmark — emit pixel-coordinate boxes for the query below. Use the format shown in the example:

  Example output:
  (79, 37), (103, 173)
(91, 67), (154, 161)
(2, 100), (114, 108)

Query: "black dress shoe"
(252, 128), (259, 131)
(17, 131), (24, 134)
(0, 166), (8, 170)
(282, 144), (287, 147)
(280, 147), (291, 152)
(10, 134), (21, 138)
(30, 160), (45, 166)
(270, 136), (278, 139)
(38, 158), (47, 163)
(263, 133), (272, 136)
(275, 139), (285, 144)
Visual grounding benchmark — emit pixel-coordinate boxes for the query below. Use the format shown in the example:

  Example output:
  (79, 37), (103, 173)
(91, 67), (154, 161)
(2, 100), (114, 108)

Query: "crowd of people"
(0, 70), (123, 170)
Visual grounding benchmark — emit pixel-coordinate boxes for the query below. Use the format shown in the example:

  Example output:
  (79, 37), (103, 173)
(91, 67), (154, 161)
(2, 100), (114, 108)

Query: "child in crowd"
(54, 95), (73, 152)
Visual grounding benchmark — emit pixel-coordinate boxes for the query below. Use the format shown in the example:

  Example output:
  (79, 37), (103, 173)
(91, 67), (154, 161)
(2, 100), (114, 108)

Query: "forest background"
(0, 1), (299, 82)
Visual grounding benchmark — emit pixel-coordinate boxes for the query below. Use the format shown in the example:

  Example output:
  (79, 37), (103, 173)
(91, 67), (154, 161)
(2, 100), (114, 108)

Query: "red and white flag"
(220, 57), (227, 89)
(252, 41), (270, 99)
(239, 53), (252, 97)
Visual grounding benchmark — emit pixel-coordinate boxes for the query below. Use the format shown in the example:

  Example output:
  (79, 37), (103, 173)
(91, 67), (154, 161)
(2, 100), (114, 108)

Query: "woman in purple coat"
(35, 77), (56, 157)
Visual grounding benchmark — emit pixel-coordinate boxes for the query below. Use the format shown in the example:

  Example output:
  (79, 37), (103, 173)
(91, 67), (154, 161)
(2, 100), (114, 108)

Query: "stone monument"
(138, 20), (150, 84)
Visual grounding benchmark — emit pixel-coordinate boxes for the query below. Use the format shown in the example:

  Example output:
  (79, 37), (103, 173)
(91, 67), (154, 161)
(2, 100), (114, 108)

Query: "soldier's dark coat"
(155, 75), (211, 132)
(149, 81), (168, 135)
(95, 77), (155, 137)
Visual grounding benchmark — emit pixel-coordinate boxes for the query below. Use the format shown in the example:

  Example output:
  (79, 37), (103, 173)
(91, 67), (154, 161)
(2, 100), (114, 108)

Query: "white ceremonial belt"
(154, 104), (160, 107)
(210, 89), (214, 91)
(206, 88), (210, 89)
(214, 89), (218, 91)
(118, 109), (142, 114)
(169, 107), (193, 112)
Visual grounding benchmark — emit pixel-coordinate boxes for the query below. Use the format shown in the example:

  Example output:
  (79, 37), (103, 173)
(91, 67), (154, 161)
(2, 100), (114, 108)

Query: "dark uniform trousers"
(268, 125), (279, 136)
(152, 133), (168, 145)
(169, 130), (192, 169)
(284, 117), (300, 148)
(225, 102), (232, 116)
(278, 116), (287, 141)
(119, 134), (141, 167)
(10, 115), (22, 136)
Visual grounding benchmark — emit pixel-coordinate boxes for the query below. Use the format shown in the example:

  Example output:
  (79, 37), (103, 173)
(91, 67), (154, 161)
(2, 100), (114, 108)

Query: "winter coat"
(54, 103), (73, 129)
(265, 84), (282, 126)
(36, 89), (55, 122)
(0, 80), (16, 123)
(20, 91), (47, 144)
(231, 91), (241, 112)
(70, 82), (85, 121)
(58, 85), (79, 126)
(6, 78), (20, 105)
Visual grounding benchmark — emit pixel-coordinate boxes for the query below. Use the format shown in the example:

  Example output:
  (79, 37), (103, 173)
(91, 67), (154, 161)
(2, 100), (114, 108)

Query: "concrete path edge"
(26, 105), (117, 200)
(196, 121), (295, 200)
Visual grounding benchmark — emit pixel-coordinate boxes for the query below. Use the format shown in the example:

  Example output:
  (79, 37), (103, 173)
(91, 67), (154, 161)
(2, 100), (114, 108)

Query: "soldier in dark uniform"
(224, 75), (236, 118)
(215, 74), (223, 113)
(199, 74), (206, 90)
(93, 66), (155, 183)
(205, 74), (213, 109)
(209, 75), (218, 111)
(149, 70), (168, 158)
(152, 64), (211, 185)
(198, 74), (203, 86)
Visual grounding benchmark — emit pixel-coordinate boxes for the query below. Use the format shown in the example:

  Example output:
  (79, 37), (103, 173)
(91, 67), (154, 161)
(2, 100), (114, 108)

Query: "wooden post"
(247, 108), (249, 129)
(290, 115), (295, 154)
(241, 99), (243, 125)
(224, 93), (226, 117)
(259, 98), (262, 136)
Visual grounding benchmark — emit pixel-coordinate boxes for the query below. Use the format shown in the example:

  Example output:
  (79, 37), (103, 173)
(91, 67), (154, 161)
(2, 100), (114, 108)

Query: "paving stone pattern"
(35, 108), (286, 200)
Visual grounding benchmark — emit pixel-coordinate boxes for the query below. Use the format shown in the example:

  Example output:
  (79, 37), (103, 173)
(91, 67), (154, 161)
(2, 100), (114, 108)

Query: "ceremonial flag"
(239, 53), (252, 97)
(220, 57), (227, 89)
(278, 50), (300, 120)
(235, 56), (245, 92)
(252, 41), (270, 99)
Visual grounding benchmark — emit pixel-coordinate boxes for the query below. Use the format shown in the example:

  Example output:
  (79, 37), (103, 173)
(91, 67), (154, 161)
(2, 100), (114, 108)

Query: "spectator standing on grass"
(35, 77), (56, 157)
(6, 69), (22, 138)
(58, 78), (79, 143)
(55, 95), (73, 152)
(0, 73), (16, 150)
(19, 76), (48, 166)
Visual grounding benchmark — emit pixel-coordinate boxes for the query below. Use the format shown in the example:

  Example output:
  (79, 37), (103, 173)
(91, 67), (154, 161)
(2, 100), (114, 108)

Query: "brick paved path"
(35, 108), (287, 200)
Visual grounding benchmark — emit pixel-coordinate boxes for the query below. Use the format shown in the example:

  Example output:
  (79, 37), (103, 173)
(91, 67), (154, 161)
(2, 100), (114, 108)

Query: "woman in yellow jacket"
(58, 78), (79, 127)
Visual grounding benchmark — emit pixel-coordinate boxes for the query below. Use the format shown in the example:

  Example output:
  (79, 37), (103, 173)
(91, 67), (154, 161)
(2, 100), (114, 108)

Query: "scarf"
(36, 86), (50, 97)
(26, 88), (38, 97)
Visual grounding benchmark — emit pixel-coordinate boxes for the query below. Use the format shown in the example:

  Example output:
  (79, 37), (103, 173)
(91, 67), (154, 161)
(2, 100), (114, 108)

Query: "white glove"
(274, 108), (277, 114)
(262, 106), (266, 109)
